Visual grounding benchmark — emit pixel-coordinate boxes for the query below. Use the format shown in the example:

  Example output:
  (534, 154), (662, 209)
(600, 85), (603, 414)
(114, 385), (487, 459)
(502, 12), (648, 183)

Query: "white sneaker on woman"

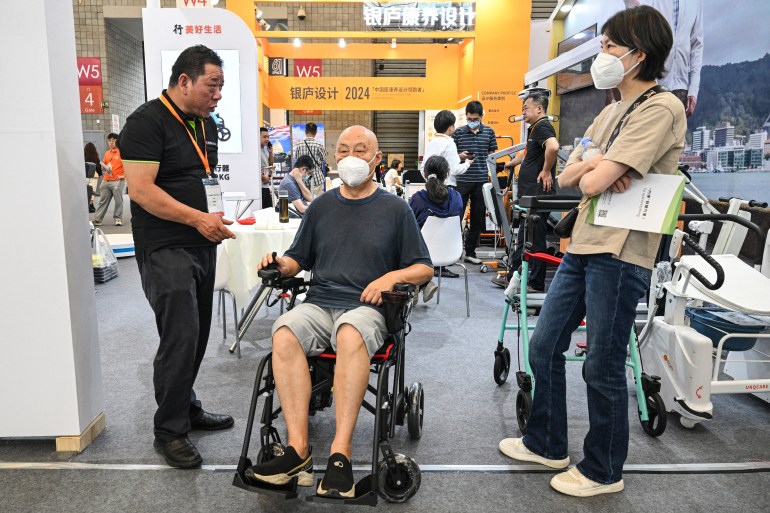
(498, 438), (569, 469)
(550, 467), (624, 497)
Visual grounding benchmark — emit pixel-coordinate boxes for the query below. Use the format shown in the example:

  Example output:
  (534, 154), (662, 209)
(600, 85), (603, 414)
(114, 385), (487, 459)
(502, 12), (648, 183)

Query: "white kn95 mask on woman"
(337, 155), (376, 187)
(590, 49), (639, 90)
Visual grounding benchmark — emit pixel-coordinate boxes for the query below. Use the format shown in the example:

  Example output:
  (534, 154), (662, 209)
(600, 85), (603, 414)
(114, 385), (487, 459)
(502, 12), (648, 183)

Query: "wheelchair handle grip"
(681, 232), (724, 291)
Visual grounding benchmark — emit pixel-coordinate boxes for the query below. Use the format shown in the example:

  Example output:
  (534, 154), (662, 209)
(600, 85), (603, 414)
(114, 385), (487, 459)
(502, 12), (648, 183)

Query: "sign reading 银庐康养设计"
(363, 4), (475, 31)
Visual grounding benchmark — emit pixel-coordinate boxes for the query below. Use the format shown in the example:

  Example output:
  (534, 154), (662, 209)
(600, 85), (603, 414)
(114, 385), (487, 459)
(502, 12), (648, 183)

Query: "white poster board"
(142, 7), (262, 202)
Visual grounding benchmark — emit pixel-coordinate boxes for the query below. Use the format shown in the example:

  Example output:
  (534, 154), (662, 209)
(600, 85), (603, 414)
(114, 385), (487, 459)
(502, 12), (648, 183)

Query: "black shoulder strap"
(605, 85), (669, 152)
(304, 139), (321, 169)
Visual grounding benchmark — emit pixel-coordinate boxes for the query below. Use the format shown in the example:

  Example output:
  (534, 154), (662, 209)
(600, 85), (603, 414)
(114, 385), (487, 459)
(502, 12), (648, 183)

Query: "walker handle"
(680, 233), (724, 290)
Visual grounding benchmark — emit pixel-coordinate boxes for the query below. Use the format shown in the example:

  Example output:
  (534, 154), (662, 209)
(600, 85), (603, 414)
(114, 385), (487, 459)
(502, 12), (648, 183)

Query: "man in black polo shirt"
(498, 93), (559, 292)
(120, 45), (236, 469)
(452, 100), (498, 265)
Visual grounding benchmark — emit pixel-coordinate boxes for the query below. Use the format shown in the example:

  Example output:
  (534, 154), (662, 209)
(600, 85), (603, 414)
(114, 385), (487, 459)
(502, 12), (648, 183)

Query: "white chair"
(214, 244), (241, 358)
(421, 215), (470, 317)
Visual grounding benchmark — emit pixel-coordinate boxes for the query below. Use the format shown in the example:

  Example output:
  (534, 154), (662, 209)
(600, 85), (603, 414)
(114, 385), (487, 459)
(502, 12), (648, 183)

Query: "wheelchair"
(493, 196), (668, 438)
(233, 261), (425, 506)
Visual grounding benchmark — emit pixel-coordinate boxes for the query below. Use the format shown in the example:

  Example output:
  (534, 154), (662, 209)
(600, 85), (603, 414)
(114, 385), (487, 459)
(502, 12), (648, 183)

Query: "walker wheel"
(480, 265), (489, 273)
(516, 388), (532, 434)
(679, 416), (699, 429)
(377, 454), (422, 503)
(639, 392), (667, 437)
(493, 348), (511, 385)
(407, 383), (424, 439)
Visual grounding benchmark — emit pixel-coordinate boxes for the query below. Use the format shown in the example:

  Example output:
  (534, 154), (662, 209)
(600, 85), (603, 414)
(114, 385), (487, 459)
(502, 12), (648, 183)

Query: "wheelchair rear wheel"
(493, 348), (511, 385)
(516, 389), (532, 434)
(407, 383), (424, 439)
(377, 454), (421, 503)
(639, 392), (667, 437)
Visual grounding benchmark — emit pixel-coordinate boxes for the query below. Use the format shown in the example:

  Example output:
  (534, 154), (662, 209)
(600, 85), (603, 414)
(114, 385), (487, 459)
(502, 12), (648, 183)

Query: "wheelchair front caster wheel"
(377, 454), (421, 503)
(639, 392), (667, 437)
(679, 416), (699, 429)
(407, 382), (424, 440)
(480, 265), (489, 273)
(493, 348), (511, 385)
(516, 389), (532, 435)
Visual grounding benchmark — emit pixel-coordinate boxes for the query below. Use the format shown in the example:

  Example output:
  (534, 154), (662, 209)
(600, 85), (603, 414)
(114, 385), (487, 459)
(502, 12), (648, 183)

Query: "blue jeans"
(522, 252), (651, 484)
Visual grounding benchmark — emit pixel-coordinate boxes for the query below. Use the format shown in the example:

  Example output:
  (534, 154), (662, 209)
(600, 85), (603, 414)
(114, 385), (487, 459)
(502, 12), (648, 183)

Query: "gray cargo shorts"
(271, 303), (388, 358)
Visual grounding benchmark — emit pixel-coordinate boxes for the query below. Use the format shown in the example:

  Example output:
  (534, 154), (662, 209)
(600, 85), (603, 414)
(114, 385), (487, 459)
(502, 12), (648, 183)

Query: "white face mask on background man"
(590, 48), (639, 90)
(337, 154), (377, 187)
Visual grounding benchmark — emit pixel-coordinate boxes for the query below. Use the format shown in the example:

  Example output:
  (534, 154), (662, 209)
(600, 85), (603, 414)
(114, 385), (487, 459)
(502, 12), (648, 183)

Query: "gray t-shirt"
(279, 174), (306, 205)
(284, 187), (432, 312)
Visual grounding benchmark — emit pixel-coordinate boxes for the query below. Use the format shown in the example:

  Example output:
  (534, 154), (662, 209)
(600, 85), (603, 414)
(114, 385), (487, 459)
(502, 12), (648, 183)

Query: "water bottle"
(581, 137), (602, 160)
(278, 190), (289, 223)
(404, 180), (410, 200)
(505, 270), (521, 300)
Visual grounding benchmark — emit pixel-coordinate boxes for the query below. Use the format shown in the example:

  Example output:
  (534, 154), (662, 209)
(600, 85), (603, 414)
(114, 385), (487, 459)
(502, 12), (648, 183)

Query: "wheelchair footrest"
(305, 475), (378, 507)
(232, 471), (299, 499)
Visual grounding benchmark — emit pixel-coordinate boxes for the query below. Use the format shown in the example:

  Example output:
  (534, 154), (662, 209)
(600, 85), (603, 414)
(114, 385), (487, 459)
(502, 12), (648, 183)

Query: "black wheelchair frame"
(233, 265), (424, 506)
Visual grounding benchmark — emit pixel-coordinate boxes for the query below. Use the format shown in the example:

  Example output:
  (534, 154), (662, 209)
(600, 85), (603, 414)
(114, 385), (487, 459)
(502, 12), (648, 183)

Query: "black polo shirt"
(518, 117), (556, 198)
(119, 90), (219, 254)
(452, 123), (498, 183)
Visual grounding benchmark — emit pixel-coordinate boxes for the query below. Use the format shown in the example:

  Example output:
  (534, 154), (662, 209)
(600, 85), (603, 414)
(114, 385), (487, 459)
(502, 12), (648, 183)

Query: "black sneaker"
(317, 453), (355, 498)
(434, 267), (459, 279)
(245, 445), (313, 487)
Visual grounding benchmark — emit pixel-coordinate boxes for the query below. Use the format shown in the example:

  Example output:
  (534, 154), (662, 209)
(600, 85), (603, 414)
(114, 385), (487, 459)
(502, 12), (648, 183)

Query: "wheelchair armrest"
(394, 283), (417, 294)
(518, 195), (581, 212)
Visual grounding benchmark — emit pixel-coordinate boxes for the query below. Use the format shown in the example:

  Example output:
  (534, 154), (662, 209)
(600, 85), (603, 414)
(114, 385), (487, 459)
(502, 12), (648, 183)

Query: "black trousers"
(510, 209), (548, 290)
(137, 246), (216, 441)
(262, 187), (273, 209)
(455, 181), (486, 257)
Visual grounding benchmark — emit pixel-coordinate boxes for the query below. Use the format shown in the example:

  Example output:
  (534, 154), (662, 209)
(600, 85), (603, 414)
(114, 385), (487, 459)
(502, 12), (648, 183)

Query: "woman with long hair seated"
(408, 155), (464, 300)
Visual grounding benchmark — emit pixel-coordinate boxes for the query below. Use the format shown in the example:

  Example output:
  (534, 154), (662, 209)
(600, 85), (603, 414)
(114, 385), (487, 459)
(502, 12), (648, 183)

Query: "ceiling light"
(339, 38), (346, 48)
(560, 4), (573, 13)
(447, 37), (454, 42)
(294, 38), (302, 48)
(255, 7), (263, 19)
(259, 19), (271, 31)
(391, 38), (397, 49)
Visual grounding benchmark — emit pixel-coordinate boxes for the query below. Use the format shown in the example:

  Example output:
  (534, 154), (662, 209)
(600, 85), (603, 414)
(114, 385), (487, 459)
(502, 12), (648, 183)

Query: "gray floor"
(1, 194), (769, 512)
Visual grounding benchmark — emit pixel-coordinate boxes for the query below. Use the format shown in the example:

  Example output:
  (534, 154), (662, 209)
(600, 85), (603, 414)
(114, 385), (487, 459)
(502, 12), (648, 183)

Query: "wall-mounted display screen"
(556, 25), (597, 95)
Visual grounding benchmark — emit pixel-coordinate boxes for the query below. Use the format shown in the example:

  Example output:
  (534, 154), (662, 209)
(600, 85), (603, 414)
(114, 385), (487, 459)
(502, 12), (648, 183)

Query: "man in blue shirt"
(278, 155), (314, 215)
(452, 101), (498, 264)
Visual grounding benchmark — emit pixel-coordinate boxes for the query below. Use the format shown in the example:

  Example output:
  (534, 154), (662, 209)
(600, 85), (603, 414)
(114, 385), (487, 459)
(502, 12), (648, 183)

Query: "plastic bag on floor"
(92, 227), (118, 283)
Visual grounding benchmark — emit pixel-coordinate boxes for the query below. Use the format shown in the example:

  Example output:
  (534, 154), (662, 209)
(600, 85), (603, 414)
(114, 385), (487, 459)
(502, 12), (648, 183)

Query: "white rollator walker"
(639, 178), (770, 428)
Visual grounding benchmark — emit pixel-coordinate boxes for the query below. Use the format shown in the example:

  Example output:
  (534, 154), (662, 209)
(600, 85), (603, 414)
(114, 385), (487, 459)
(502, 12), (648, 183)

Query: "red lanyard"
(159, 94), (210, 175)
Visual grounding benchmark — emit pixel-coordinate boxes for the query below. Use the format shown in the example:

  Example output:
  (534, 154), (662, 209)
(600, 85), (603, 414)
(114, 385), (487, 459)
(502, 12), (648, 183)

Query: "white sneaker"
(422, 281), (438, 303)
(498, 438), (570, 469)
(115, 219), (123, 226)
(464, 255), (482, 265)
(550, 467), (624, 497)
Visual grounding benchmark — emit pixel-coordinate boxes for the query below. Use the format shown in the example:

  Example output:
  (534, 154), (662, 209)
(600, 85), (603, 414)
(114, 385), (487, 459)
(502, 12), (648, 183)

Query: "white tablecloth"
(223, 210), (300, 305)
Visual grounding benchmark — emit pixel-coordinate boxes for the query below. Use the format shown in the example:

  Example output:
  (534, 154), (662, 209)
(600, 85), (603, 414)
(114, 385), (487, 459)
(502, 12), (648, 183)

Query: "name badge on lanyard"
(159, 94), (224, 216)
(203, 177), (224, 216)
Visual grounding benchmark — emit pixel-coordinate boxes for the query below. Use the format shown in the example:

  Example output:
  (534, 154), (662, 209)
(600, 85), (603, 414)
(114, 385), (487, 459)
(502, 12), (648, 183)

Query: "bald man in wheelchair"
(247, 125), (433, 498)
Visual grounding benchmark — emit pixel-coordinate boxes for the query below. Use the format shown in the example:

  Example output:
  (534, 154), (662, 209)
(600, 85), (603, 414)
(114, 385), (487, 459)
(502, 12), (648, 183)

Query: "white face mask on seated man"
(337, 154), (377, 187)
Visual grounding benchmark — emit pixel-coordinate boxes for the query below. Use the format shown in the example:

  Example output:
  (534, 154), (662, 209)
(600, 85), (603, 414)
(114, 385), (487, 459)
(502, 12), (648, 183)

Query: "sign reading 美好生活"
(363, 3), (475, 30)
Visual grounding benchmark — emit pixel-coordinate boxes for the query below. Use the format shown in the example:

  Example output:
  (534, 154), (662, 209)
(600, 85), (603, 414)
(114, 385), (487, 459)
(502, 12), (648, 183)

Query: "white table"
(222, 210), (300, 306)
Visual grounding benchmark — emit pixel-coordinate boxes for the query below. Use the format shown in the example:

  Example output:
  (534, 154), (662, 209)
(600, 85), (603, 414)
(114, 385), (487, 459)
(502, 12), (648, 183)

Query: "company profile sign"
(363, 2), (475, 30)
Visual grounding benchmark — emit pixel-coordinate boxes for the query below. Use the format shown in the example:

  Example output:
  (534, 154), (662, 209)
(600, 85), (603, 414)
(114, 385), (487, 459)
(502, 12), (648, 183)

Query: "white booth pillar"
(0, 0), (104, 449)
